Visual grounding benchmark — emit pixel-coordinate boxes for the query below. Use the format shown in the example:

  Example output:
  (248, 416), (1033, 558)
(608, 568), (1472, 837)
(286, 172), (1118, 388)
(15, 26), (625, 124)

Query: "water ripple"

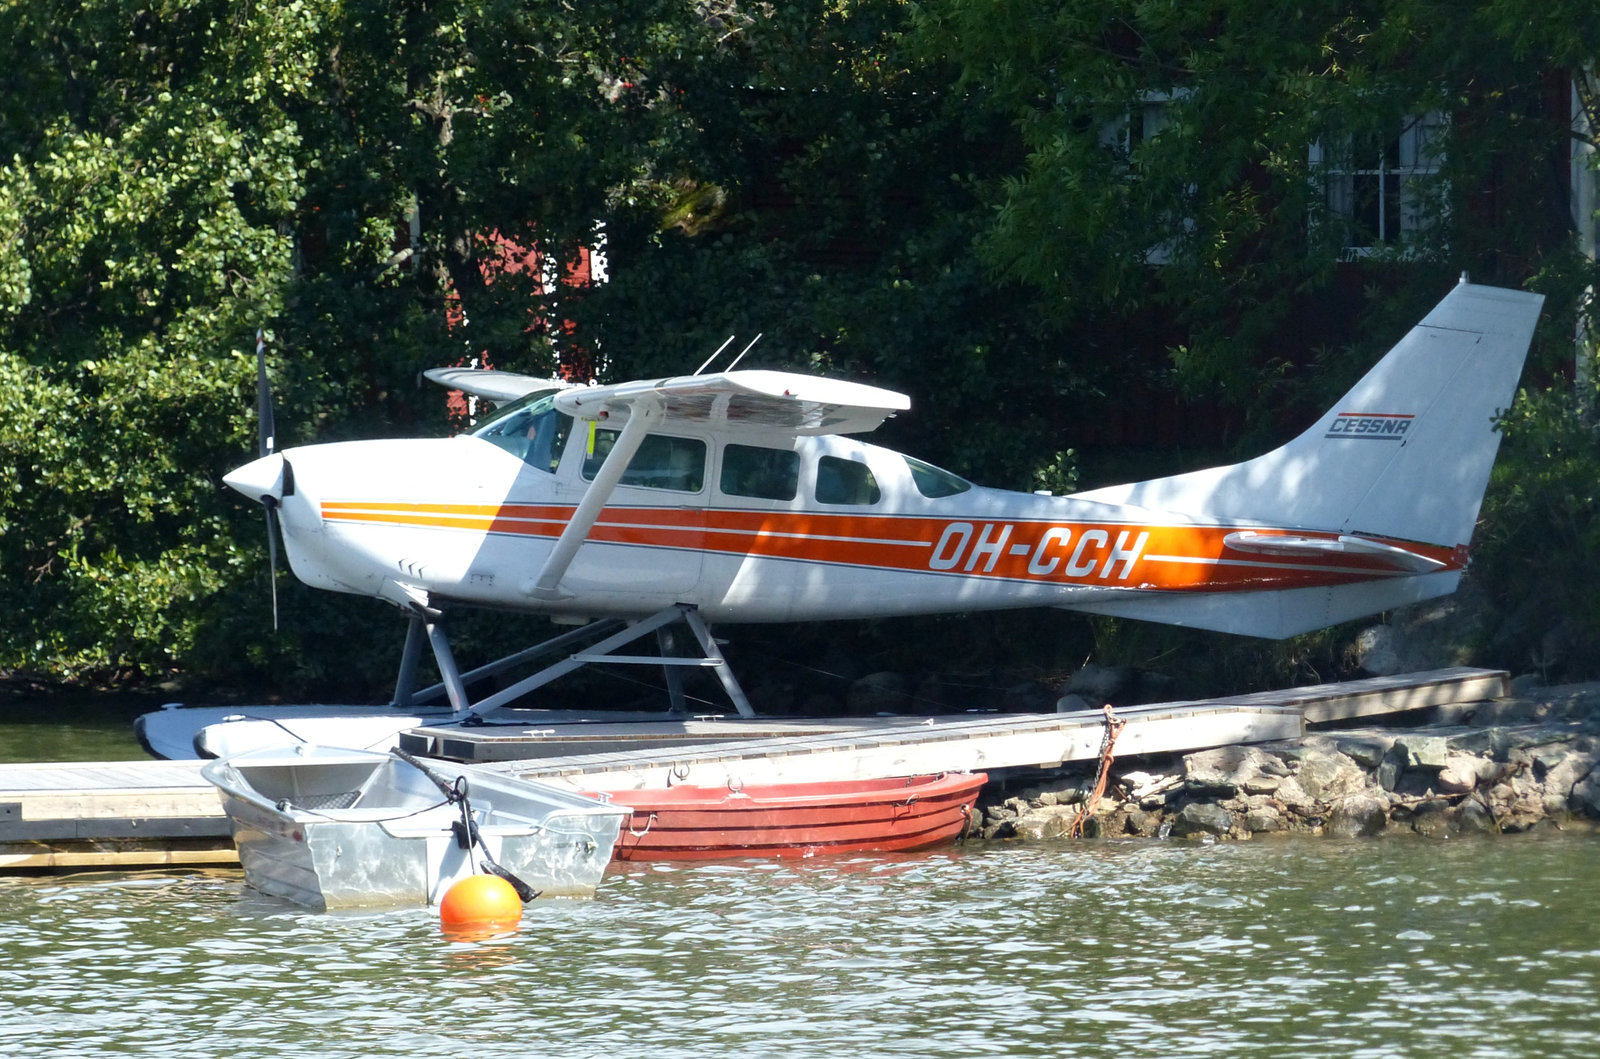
(0, 839), (1597, 1057)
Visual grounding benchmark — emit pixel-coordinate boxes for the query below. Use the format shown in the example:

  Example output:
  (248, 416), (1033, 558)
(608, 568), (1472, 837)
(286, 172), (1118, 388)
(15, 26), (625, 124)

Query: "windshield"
(470, 389), (572, 473)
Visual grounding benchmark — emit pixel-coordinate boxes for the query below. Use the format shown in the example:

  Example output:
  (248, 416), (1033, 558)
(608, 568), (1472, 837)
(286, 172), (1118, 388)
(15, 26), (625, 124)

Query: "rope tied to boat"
(1067, 705), (1127, 839)
(627, 812), (658, 838)
(390, 748), (541, 902)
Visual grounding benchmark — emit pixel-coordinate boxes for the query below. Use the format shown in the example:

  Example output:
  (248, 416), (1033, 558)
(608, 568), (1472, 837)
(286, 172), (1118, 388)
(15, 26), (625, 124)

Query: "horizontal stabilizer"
(1068, 571), (1464, 639)
(1222, 531), (1448, 573)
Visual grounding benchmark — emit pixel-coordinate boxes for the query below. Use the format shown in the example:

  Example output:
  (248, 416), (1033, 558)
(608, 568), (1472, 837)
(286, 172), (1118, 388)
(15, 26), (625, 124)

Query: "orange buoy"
(439, 874), (523, 931)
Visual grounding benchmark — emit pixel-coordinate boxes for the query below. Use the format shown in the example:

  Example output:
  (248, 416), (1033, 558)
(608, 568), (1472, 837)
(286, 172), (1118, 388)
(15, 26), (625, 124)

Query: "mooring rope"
(1067, 704), (1127, 839)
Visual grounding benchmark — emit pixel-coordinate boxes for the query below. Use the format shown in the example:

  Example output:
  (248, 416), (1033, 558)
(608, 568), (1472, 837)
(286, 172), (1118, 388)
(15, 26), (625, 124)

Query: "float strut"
(391, 615), (428, 708)
(424, 621), (472, 714)
(681, 608), (755, 718)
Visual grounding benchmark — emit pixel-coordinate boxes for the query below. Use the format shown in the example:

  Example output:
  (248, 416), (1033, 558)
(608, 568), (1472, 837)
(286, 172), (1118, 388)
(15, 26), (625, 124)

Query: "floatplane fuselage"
(194, 279), (1542, 748)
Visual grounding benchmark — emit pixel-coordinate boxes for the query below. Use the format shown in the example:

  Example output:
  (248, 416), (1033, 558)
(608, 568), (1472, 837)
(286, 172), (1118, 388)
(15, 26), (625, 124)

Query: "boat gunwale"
(589, 771), (986, 813)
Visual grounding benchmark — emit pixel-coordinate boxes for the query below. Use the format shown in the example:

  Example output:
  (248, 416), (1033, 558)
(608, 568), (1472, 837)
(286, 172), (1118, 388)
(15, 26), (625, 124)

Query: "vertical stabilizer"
(1072, 281), (1543, 548)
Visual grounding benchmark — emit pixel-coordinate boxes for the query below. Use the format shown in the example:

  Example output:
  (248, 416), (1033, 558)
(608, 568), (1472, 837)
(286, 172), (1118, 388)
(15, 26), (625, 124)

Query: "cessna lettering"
(1325, 412), (1414, 439)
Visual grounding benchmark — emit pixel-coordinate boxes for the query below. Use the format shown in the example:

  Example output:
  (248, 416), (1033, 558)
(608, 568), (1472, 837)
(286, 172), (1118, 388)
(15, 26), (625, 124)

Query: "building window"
(1100, 92), (1193, 264)
(1311, 111), (1447, 257)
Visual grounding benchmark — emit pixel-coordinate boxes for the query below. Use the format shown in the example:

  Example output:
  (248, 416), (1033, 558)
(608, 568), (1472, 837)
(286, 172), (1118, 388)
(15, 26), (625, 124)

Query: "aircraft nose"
(223, 452), (286, 503)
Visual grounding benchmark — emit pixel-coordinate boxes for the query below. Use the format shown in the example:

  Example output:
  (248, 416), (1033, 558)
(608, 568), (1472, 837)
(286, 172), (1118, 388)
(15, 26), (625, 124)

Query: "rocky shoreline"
(973, 680), (1600, 842)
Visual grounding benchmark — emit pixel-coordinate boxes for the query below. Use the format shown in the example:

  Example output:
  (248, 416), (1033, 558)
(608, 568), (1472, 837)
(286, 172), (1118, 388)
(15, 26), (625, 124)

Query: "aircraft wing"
(554, 369), (910, 436)
(423, 367), (566, 404)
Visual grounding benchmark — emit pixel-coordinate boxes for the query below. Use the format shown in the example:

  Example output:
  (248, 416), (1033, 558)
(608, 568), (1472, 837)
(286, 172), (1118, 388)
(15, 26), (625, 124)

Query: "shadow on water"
(0, 690), (160, 762)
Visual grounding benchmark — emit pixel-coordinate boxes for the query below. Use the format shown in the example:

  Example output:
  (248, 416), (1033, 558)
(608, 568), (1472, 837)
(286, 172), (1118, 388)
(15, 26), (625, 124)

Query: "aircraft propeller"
(253, 330), (280, 630)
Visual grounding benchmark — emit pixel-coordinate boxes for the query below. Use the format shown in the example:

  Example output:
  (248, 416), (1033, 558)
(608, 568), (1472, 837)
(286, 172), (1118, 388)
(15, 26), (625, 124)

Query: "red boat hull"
(591, 772), (988, 860)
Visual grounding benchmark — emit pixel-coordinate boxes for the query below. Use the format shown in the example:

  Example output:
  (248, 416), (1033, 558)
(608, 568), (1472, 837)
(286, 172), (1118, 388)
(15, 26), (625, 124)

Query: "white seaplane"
(136, 278), (1542, 758)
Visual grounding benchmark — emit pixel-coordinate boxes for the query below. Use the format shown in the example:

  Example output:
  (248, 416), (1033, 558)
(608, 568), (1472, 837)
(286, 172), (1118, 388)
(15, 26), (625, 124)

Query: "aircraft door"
(565, 427), (707, 595)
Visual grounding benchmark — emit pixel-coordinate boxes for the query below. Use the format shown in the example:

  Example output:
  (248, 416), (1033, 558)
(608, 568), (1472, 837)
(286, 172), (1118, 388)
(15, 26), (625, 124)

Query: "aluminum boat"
(202, 744), (627, 909)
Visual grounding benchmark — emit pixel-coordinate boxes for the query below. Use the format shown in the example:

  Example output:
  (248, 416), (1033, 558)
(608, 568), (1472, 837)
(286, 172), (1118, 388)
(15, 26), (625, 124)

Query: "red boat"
(592, 772), (988, 860)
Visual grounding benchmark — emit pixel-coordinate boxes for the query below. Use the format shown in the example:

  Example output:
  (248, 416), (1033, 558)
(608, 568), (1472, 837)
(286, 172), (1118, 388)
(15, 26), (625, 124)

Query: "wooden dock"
(479, 701), (1306, 791)
(0, 667), (1510, 872)
(0, 759), (234, 870)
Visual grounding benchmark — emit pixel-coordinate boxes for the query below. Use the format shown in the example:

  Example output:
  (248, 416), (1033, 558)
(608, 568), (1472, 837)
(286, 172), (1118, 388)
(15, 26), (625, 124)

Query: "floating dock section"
(0, 667), (1510, 872)
(0, 759), (234, 870)
(474, 700), (1305, 792)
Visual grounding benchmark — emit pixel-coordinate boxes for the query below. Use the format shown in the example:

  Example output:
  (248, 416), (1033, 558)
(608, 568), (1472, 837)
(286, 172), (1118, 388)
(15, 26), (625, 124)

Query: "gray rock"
(1437, 754), (1496, 794)
(1472, 698), (1555, 726)
(1571, 773), (1600, 817)
(1336, 737), (1390, 770)
(1240, 775), (1282, 795)
(1243, 807), (1284, 833)
(1356, 625), (1405, 676)
(1448, 726), (1535, 762)
(1271, 775), (1317, 813)
(1295, 749), (1369, 801)
(1184, 745), (1279, 796)
(1173, 802), (1234, 837)
(1357, 577), (1492, 675)
(1408, 798), (1456, 838)
(1326, 794), (1388, 838)
(1055, 692), (1094, 715)
(1013, 805), (1077, 841)
(1060, 663), (1134, 704)
(1376, 747), (1407, 792)
(1538, 751), (1600, 802)
(1457, 797), (1499, 834)
(1124, 809), (1164, 837)
(1396, 736), (1449, 770)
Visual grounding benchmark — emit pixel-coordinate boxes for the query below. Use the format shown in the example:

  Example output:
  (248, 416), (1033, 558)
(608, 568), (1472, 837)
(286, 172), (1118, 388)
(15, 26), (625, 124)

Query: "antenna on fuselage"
(725, 333), (763, 371)
(692, 335), (736, 376)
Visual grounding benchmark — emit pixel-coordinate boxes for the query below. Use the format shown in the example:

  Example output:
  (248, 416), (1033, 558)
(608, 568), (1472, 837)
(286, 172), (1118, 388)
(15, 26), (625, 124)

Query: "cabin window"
(815, 455), (881, 505)
(470, 390), (572, 473)
(581, 428), (706, 492)
(721, 444), (800, 501)
(904, 455), (971, 498)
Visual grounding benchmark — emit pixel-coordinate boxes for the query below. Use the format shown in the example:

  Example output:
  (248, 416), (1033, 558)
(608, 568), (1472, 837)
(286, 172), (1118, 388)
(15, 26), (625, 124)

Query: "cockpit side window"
(721, 444), (800, 501)
(470, 390), (572, 473)
(815, 455), (881, 505)
(581, 428), (706, 492)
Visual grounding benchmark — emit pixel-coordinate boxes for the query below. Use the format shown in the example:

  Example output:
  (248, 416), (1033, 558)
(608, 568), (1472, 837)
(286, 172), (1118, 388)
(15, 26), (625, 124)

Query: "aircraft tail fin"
(1064, 279), (1542, 638)
(1073, 279), (1543, 549)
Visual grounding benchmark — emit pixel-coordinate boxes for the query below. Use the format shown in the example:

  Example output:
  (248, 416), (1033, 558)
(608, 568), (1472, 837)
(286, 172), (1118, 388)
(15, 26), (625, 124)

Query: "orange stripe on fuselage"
(318, 501), (1461, 593)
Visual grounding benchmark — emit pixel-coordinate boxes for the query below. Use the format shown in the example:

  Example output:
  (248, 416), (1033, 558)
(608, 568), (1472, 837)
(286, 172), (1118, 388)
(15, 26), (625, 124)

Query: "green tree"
(0, 0), (729, 688)
(0, 0), (312, 680)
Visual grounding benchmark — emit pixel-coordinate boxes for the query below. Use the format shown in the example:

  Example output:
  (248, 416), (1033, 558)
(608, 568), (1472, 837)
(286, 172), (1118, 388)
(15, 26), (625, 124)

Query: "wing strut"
(523, 395), (662, 600)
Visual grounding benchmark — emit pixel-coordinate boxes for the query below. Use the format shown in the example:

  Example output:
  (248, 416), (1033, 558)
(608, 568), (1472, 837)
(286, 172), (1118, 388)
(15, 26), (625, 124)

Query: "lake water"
(2, 836), (1597, 1058)
(0, 697), (160, 763)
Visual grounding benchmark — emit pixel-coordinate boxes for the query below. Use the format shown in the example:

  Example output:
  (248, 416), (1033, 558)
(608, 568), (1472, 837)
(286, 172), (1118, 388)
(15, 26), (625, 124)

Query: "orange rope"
(1067, 705), (1128, 838)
